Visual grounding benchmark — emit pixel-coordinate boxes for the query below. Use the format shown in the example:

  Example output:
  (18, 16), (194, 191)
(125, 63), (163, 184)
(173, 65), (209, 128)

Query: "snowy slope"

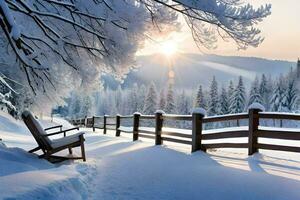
(1, 111), (300, 199)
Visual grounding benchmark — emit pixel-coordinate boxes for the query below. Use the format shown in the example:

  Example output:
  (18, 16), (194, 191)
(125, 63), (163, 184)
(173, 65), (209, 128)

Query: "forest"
(59, 67), (298, 120)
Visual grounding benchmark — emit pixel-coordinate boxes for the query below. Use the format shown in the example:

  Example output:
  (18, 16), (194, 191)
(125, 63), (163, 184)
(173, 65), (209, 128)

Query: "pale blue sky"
(140, 0), (300, 61)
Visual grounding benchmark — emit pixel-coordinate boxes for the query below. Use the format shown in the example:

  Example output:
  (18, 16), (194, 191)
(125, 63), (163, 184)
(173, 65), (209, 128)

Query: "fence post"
(103, 115), (107, 135)
(133, 113), (140, 141)
(92, 116), (95, 132)
(84, 116), (87, 127)
(155, 111), (164, 145)
(192, 108), (205, 152)
(248, 107), (262, 155)
(116, 115), (121, 137)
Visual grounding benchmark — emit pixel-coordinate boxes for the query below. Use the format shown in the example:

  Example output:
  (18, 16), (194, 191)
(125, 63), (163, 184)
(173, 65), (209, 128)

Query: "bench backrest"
(22, 111), (52, 150)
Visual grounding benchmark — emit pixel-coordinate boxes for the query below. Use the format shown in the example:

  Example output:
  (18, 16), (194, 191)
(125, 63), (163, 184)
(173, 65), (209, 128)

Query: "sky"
(139, 0), (300, 62)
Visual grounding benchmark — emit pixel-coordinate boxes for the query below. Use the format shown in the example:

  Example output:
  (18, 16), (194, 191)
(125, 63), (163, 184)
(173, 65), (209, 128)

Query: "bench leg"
(68, 148), (73, 155)
(80, 136), (86, 162)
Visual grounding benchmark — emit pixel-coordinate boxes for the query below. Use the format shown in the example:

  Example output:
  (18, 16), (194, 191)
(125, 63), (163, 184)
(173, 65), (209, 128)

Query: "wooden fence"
(70, 108), (300, 155)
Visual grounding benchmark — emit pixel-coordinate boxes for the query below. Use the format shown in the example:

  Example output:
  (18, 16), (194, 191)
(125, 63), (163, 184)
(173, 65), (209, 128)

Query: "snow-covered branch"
(145, 0), (271, 49)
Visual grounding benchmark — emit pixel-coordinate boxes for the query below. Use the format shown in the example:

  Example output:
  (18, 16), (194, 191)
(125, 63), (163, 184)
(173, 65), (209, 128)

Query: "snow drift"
(1, 110), (300, 199)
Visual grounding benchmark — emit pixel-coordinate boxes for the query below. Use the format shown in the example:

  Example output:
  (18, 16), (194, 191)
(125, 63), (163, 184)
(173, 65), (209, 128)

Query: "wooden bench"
(22, 111), (86, 163)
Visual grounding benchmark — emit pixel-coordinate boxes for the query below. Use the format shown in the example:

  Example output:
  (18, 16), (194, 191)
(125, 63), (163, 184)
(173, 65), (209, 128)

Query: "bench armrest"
(43, 127), (80, 137)
(44, 125), (63, 131)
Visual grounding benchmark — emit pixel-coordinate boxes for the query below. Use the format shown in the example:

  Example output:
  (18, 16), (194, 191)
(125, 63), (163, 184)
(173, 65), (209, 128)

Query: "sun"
(160, 41), (178, 57)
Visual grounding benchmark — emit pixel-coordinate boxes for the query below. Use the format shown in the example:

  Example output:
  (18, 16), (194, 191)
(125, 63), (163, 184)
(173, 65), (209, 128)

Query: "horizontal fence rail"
(70, 108), (300, 155)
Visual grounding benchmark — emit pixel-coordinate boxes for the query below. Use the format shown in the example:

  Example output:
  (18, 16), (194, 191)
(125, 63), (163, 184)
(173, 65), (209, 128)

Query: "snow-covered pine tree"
(120, 91), (130, 115)
(259, 74), (272, 110)
(229, 76), (246, 113)
(143, 82), (158, 115)
(165, 83), (176, 114)
(80, 95), (92, 117)
(270, 76), (287, 112)
(159, 89), (166, 110)
(227, 80), (235, 109)
(138, 85), (147, 113)
(93, 91), (102, 115)
(128, 83), (139, 114)
(68, 92), (81, 119)
(177, 91), (191, 128)
(208, 76), (219, 116)
(194, 85), (206, 109)
(115, 85), (123, 114)
(285, 79), (298, 112)
(177, 91), (190, 115)
(219, 87), (229, 115)
(228, 80), (234, 95)
(100, 90), (109, 115)
(248, 76), (263, 106)
(110, 91), (118, 115)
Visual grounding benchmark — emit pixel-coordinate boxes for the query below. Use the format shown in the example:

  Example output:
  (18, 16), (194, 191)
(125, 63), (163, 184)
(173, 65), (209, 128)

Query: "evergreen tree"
(159, 89), (166, 110)
(259, 74), (268, 96)
(230, 76), (246, 113)
(165, 83), (176, 114)
(248, 76), (263, 106)
(228, 80), (234, 94)
(219, 87), (229, 115)
(227, 80), (235, 108)
(80, 95), (92, 117)
(270, 76), (287, 112)
(101, 90), (110, 115)
(143, 82), (158, 114)
(177, 91), (190, 128)
(259, 74), (271, 110)
(68, 92), (81, 118)
(208, 76), (219, 116)
(195, 85), (206, 108)
(94, 91), (102, 115)
(115, 85), (123, 113)
(177, 91), (190, 114)
(285, 79), (298, 111)
(108, 92), (118, 115)
(138, 85), (147, 112)
(129, 83), (139, 114)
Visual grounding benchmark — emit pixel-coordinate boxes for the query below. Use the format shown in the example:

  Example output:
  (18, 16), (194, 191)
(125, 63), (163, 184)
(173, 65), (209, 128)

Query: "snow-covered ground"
(1, 111), (300, 199)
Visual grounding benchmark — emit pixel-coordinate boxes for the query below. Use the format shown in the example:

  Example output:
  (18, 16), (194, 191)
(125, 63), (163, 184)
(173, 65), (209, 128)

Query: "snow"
(139, 126), (155, 133)
(1, 110), (300, 199)
(261, 111), (300, 117)
(118, 126), (133, 133)
(192, 107), (206, 116)
(205, 112), (248, 120)
(248, 102), (265, 111)
(155, 110), (165, 114)
(50, 132), (84, 148)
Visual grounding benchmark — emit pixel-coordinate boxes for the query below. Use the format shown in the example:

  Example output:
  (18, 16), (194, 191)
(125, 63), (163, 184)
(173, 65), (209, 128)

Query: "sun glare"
(160, 41), (178, 57)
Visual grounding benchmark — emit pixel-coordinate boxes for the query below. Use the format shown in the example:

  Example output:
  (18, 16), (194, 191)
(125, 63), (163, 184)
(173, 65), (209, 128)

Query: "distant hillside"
(102, 53), (296, 90)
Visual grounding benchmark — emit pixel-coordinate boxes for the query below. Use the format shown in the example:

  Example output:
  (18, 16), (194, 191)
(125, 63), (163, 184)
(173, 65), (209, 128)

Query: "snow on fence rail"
(70, 108), (300, 155)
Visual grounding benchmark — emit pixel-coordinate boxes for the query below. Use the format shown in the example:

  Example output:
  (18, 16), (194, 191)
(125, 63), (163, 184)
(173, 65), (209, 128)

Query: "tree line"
(59, 68), (299, 120)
